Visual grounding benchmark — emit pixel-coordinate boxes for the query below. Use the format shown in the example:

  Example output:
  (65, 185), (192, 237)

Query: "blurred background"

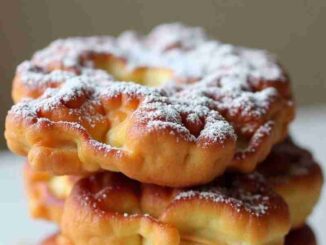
(0, 1), (326, 244)
(0, 0), (325, 149)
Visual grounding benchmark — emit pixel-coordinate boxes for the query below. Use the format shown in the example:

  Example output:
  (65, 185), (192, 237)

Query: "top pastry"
(5, 23), (295, 187)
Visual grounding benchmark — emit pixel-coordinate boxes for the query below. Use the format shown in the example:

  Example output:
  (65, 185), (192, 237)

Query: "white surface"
(0, 154), (56, 245)
(0, 106), (325, 245)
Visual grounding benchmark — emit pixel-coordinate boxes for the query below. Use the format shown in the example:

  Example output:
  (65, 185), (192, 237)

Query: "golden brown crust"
(257, 138), (324, 228)
(6, 23), (294, 187)
(33, 136), (323, 245)
(59, 171), (290, 245)
(7, 83), (237, 187)
(39, 225), (317, 245)
(25, 167), (292, 244)
(24, 164), (79, 223)
(24, 139), (322, 234)
(62, 172), (181, 245)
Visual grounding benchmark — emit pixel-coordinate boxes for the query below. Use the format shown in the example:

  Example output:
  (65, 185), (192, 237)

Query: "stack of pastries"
(4, 23), (323, 245)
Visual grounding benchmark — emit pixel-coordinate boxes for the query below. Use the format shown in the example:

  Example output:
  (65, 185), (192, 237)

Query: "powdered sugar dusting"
(14, 23), (288, 139)
(17, 60), (113, 90)
(136, 96), (235, 144)
(175, 174), (272, 217)
(175, 189), (269, 216)
(30, 23), (285, 86)
(17, 61), (75, 88)
(10, 72), (236, 146)
(9, 23), (293, 167)
(199, 116), (235, 146)
(76, 172), (275, 222)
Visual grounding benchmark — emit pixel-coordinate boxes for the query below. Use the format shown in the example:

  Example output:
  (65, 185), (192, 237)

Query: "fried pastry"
(24, 139), (323, 231)
(39, 225), (317, 245)
(23, 164), (79, 223)
(6, 23), (294, 187)
(257, 138), (323, 228)
(25, 168), (291, 244)
(58, 171), (289, 245)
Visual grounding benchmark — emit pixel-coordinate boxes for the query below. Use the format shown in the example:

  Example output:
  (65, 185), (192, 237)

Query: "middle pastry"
(24, 139), (323, 245)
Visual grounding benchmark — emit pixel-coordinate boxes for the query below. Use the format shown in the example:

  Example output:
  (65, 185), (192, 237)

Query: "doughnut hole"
(92, 54), (173, 87)
(130, 67), (173, 87)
